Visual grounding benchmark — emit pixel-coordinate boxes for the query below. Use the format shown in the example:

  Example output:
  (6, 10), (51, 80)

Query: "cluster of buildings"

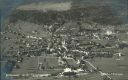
(1, 4), (128, 80)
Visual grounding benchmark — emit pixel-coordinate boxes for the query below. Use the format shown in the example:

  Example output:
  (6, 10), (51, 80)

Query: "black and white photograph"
(0, 0), (128, 80)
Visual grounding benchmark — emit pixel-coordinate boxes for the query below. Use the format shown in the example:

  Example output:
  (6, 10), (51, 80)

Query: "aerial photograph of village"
(0, 0), (128, 80)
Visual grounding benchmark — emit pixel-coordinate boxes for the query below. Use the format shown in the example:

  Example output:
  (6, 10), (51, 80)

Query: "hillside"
(9, 2), (124, 25)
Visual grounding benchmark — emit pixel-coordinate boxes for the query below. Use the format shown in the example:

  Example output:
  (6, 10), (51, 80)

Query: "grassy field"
(89, 50), (128, 80)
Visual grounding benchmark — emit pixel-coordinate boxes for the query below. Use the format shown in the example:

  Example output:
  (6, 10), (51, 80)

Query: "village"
(1, 1), (128, 80)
